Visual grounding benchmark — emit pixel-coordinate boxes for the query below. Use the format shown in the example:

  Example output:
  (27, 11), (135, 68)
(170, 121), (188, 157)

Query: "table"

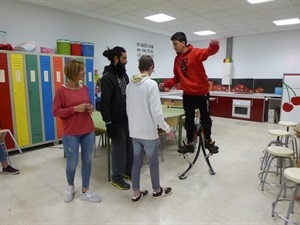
(91, 106), (185, 181)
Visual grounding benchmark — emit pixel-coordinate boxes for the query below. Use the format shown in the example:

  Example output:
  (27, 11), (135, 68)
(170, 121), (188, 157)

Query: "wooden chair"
(0, 129), (23, 166)
(158, 116), (180, 162)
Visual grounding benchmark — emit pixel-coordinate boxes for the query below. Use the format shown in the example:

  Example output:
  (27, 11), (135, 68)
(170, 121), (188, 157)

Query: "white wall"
(192, 30), (300, 79)
(0, 0), (174, 78)
(1, 0), (299, 80)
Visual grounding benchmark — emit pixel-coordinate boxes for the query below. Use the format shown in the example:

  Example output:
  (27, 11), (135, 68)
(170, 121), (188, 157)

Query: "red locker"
(0, 52), (15, 149)
(52, 56), (64, 139)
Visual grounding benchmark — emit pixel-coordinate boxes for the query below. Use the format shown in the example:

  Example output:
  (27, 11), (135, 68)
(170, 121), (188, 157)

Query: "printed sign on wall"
(137, 42), (154, 62)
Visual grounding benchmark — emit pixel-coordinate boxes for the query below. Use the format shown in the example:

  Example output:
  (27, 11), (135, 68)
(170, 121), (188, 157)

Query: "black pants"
(183, 94), (212, 143)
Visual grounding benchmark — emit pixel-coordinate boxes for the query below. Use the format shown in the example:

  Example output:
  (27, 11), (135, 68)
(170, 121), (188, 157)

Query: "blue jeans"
(131, 138), (160, 191)
(111, 123), (133, 182)
(63, 132), (94, 188)
(0, 144), (7, 163)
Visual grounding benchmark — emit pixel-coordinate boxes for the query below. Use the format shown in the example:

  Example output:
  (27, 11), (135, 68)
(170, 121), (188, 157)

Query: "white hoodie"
(126, 74), (170, 140)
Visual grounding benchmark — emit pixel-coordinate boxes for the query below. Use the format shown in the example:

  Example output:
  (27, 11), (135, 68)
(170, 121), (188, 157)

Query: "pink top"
(52, 85), (94, 135)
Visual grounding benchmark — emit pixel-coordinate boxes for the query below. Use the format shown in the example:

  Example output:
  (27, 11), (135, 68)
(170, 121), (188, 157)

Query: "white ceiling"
(19, 0), (300, 41)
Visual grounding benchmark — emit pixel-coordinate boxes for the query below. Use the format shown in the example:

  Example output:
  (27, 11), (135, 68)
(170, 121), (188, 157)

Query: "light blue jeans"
(0, 144), (7, 163)
(131, 138), (160, 191)
(62, 132), (94, 188)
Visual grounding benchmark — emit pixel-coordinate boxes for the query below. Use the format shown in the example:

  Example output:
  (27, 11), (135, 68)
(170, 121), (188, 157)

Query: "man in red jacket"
(160, 32), (219, 154)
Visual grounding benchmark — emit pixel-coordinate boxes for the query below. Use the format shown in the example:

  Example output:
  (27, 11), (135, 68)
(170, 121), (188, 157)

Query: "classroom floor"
(1, 117), (299, 225)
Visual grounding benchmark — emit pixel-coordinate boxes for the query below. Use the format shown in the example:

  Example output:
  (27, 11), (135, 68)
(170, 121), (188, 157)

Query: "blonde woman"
(52, 59), (101, 203)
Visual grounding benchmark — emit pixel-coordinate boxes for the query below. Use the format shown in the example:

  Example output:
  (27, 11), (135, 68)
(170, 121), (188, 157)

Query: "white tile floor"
(1, 117), (299, 225)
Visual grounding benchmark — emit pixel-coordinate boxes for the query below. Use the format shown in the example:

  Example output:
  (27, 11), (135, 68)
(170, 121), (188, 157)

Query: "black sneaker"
(178, 143), (194, 154)
(112, 179), (130, 190)
(131, 190), (148, 203)
(205, 140), (219, 154)
(153, 187), (172, 199)
(2, 165), (20, 175)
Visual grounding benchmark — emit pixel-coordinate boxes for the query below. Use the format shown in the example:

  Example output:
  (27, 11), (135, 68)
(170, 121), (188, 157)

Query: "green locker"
(25, 54), (43, 144)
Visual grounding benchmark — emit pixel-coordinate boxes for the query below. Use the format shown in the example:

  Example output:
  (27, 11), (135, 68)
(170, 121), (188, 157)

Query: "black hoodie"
(99, 64), (129, 125)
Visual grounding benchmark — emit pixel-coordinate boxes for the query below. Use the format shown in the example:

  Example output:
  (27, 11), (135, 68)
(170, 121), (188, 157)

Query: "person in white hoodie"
(126, 55), (173, 203)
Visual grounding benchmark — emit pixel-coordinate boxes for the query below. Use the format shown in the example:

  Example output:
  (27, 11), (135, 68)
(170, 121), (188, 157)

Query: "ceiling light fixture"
(144, 13), (175, 23)
(194, 30), (216, 36)
(247, 0), (273, 4)
(273, 18), (300, 26)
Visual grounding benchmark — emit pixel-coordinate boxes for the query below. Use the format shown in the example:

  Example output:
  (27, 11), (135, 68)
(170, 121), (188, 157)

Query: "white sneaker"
(80, 190), (101, 203)
(64, 185), (75, 203)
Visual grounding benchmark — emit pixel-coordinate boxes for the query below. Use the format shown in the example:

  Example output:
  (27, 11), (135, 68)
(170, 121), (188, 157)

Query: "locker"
(52, 56), (64, 139)
(85, 59), (94, 105)
(40, 55), (55, 141)
(0, 52), (15, 149)
(10, 53), (30, 146)
(25, 54), (43, 144)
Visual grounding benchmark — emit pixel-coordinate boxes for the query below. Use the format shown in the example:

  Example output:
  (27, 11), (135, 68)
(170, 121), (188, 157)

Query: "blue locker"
(40, 55), (55, 141)
(85, 59), (94, 105)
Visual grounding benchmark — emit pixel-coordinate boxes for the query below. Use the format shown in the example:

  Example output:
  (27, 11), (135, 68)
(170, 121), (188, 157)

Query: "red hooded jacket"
(164, 41), (219, 95)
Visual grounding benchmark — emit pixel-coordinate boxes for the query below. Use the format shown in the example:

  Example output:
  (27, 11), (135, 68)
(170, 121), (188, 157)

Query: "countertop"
(160, 90), (281, 100)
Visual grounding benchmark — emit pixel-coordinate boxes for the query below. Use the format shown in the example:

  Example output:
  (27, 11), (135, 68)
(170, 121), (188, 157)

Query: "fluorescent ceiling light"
(273, 18), (300, 26)
(144, 13), (175, 23)
(247, 0), (273, 4)
(194, 30), (216, 36)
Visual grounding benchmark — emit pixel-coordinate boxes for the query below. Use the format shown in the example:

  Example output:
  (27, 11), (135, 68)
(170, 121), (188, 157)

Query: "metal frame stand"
(0, 129), (23, 165)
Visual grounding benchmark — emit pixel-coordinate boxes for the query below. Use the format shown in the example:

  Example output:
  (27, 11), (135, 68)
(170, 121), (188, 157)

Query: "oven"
(232, 99), (251, 119)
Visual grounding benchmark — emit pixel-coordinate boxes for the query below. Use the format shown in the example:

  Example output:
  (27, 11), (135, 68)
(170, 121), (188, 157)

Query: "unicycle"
(178, 121), (216, 180)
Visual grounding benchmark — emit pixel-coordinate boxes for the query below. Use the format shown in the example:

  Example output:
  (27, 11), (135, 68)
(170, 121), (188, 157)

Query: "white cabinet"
(222, 63), (232, 85)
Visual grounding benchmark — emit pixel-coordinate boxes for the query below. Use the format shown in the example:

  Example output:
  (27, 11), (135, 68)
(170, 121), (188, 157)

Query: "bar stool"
(272, 167), (300, 225)
(278, 121), (298, 160)
(260, 146), (294, 191)
(260, 129), (290, 170)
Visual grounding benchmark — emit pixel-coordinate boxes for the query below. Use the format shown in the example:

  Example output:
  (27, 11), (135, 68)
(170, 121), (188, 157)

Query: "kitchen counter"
(210, 91), (281, 99)
(160, 90), (281, 100)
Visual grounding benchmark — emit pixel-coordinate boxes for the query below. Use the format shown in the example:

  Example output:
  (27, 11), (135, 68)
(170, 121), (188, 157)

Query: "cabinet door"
(250, 99), (265, 122)
(85, 59), (94, 105)
(0, 52), (15, 149)
(26, 54), (43, 144)
(10, 53), (30, 146)
(210, 96), (232, 118)
(52, 56), (64, 139)
(40, 55), (55, 141)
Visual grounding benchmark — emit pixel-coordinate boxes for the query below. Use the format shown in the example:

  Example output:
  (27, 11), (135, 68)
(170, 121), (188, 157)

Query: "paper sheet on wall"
(88, 72), (92, 82)
(0, 70), (5, 83)
(30, 70), (36, 82)
(56, 71), (61, 82)
(44, 71), (49, 82)
(15, 70), (21, 82)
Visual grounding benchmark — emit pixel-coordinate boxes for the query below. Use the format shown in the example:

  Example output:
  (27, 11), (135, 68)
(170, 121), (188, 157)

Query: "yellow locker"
(10, 53), (30, 146)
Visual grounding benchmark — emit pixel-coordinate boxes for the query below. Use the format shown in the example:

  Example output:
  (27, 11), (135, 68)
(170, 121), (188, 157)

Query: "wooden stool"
(260, 129), (290, 170)
(260, 146), (294, 191)
(272, 167), (300, 225)
(279, 121), (298, 160)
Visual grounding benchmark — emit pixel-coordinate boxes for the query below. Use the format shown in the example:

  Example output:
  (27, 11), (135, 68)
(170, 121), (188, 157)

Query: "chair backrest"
(165, 117), (179, 132)
(165, 117), (179, 126)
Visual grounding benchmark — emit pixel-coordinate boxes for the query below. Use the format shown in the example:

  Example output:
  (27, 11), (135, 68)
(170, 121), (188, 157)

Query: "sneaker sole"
(131, 191), (148, 204)
(153, 189), (173, 199)
(1, 171), (20, 175)
(112, 182), (130, 190)
(80, 196), (101, 203)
